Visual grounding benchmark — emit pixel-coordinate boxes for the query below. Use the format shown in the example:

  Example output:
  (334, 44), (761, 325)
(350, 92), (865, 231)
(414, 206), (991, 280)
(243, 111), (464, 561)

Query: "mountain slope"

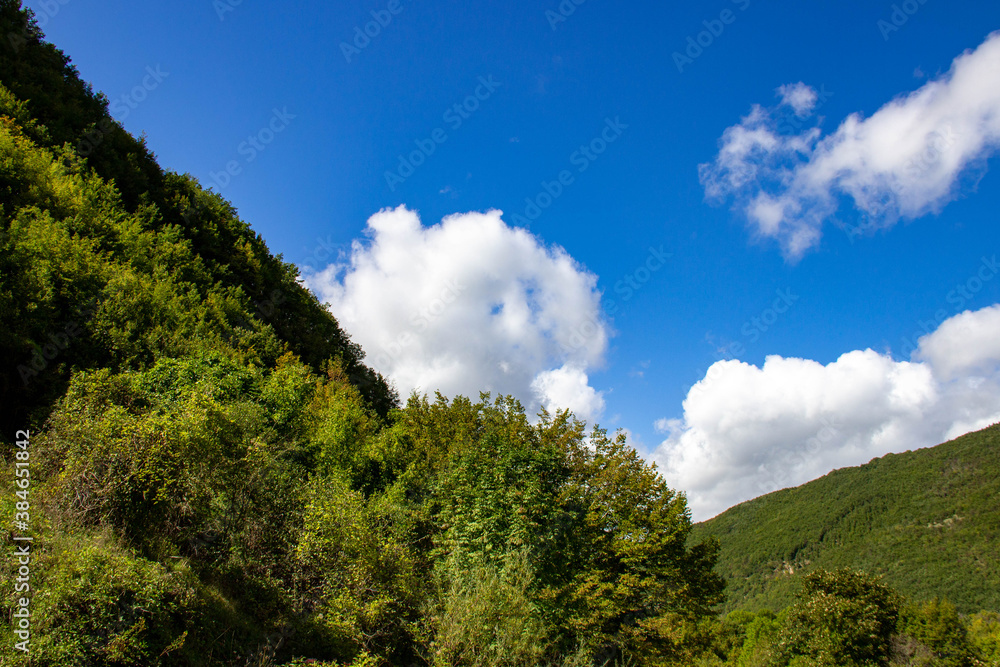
(0, 0), (396, 432)
(690, 423), (1000, 615)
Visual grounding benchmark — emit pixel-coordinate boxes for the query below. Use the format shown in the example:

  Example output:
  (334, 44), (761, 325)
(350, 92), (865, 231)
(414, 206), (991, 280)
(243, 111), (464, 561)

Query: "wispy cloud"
(700, 31), (1000, 259)
(776, 82), (818, 117)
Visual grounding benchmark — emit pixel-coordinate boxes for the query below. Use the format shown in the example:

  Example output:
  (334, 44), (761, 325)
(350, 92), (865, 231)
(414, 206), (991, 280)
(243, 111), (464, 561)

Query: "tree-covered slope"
(691, 423), (1000, 615)
(0, 0), (396, 433)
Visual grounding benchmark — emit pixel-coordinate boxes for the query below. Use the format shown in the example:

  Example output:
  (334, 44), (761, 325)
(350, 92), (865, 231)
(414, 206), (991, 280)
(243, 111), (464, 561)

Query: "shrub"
(775, 568), (902, 666)
(0, 532), (198, 666)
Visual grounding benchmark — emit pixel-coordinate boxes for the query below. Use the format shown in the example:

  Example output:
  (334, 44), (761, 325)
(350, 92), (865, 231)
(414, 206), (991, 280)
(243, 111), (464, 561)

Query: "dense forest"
(0, 2), (998, 665)
(692, 425), (1000, 616)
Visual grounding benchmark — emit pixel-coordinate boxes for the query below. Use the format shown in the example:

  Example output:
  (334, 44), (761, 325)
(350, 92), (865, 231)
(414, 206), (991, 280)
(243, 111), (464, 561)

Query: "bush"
(895, 598), (975, 667)
(0, 532), (198, 666)
(418, 551), (556, 667)
(775, 569), (902, 666)
(294, 473), (422, 662)
(967, 612), (1000, 666)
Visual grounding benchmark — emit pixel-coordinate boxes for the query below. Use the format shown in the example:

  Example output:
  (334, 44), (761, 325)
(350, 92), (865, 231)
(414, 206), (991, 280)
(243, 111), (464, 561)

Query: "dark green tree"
(775, 568), (902, 666)
(896, 598), (976, 667)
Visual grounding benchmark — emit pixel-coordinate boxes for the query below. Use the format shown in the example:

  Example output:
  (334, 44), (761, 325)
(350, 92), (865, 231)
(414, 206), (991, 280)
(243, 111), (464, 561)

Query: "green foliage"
(418, 551), (556, 667)
(430, 398), (568, 575)
(0, 4), (729, 664)
(305, 362), (384, 488)
(39, 368), (250, 558)
(383, 394), (725, 663)
(558, 427), (724, 663)
(895, 598), (976, 667)
(684, 573), (998, 666)
(691, 424), (1000, 615)
(261, 353), (317, 435)
(737, 615), (781, 667)
(0, 532), (198, 666)
(716, 611), (782, 667)
(12, 350), (387, 665)
(0, 0), (163, 211)
(294, 473), (422, 661)
(774, 569), (901, 667)
(968, 612), (1000, 665)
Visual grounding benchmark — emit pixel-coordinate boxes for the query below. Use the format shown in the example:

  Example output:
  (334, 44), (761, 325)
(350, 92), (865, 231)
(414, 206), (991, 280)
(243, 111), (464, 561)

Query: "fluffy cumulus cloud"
(531, 365), (606, 422)
(914, 305), (1000, 380)
(700, 31), (1000, 258)
(654, 304), (1000, 521)
(303, 206), (609, 423)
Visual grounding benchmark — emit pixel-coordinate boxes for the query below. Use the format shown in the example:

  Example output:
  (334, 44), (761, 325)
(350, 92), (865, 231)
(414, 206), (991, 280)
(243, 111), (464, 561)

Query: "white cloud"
(777, 82), (818, 117)
(531, 366), (606, 424)
(303, 206), (609, 422)
(700, 31), (1000, 259)
(915, 303), (1000, 380)
(653, 304), (1000, 521)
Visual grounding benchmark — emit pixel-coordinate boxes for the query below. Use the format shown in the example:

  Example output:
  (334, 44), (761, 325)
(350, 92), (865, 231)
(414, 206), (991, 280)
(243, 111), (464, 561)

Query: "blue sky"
(35, 0), (1000, 518)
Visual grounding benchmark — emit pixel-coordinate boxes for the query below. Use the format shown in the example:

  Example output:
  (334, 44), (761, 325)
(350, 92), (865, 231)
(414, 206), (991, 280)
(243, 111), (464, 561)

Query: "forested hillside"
(691, 424), (1000, 615)
(0, 0), (397, 436)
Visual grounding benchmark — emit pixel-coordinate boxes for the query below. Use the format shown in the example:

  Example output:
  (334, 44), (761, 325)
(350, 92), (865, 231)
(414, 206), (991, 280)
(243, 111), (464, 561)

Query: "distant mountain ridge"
(690, 423), (1000, 615)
